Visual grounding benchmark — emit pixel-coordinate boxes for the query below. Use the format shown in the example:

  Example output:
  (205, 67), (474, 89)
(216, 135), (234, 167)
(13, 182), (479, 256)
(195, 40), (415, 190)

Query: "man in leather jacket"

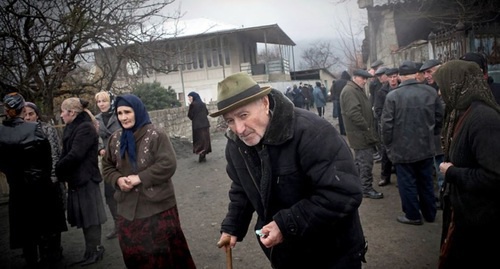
(381, 61), (443, 225)
(211, 73), (367, 269)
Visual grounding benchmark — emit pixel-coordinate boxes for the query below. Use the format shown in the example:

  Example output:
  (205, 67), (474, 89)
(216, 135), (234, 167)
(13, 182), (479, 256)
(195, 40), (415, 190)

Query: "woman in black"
(56, 97), (107, 266)
(434, 60), (500, 269)
(187, 91), (212, 162)
(0, 93), (67, 268)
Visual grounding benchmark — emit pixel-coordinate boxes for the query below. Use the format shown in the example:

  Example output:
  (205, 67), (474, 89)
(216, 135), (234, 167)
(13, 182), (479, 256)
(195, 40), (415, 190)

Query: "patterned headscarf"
(114, 94), (151, 171)
(434, 60), (500, 158)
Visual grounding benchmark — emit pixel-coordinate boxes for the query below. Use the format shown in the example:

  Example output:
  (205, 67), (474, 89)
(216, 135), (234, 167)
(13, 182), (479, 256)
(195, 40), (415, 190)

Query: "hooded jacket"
(221, 89), (366, 268)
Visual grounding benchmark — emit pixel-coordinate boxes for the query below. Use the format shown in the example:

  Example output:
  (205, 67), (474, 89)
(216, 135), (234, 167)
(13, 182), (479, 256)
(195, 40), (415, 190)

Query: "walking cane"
(217, 235), (233, 269)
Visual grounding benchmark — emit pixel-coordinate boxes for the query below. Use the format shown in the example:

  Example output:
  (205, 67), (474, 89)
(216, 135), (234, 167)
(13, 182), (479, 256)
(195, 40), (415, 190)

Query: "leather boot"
(80, 246), (105, 267)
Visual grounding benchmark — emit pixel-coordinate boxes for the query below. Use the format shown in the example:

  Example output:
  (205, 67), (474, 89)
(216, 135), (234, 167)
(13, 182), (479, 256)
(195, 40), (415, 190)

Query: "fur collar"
(226, 89), (295, 145)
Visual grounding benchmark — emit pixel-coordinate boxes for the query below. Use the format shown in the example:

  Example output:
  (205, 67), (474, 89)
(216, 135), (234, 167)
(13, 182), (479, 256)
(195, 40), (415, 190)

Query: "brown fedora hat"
(209, 72), (272, 117)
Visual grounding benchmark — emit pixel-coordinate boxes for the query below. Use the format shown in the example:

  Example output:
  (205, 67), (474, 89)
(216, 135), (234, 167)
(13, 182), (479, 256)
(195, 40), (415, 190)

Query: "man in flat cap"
(381, 61), (443, 225)
(373, 68), (399, 187)
(420, 59), (442, 91)
(213, 72), (367, 268)
(340, 69), (383, 199)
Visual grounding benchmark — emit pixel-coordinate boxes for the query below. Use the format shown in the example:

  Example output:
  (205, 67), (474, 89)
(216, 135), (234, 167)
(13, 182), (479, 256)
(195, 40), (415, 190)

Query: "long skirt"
(192, 127), (212, 155)
(117, 206), (196, 269)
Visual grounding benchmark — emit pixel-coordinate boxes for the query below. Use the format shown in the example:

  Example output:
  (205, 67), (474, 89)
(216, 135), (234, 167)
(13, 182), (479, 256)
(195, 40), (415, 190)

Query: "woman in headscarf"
(187, 91), (212, 162)
(101, 94), (195, 268)
(434, 60), (500, 269)
(56, 97), (107, 266)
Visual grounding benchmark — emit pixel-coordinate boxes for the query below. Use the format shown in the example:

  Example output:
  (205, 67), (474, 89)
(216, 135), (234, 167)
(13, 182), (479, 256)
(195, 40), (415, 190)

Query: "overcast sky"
(172, 0), (367, 44)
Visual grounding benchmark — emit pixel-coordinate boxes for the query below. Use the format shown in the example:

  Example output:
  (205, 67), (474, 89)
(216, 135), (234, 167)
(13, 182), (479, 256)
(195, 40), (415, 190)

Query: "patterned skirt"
(117, 206), (196, 269)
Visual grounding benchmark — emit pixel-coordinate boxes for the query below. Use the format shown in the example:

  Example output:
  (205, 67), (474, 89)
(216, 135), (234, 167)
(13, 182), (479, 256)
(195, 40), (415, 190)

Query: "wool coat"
(441, 102), (500, 268)
(102, 124), (178, 221)
(221, 89), (366, 268)
(340, 80), (378, 149)
(56, 112), (107, 228)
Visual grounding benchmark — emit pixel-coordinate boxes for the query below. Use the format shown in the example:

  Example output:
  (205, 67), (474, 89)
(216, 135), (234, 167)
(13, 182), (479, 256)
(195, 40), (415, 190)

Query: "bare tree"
(299, 41), (340, 71)
(0, 0), (179, 121)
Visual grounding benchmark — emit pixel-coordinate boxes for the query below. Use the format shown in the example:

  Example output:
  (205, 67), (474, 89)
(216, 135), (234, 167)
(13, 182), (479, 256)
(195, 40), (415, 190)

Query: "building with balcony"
(93, 19), (296, 104)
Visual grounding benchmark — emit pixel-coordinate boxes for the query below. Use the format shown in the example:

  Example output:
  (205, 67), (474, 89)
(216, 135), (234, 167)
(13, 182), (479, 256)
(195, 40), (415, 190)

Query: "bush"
(132, 82), (181, 111)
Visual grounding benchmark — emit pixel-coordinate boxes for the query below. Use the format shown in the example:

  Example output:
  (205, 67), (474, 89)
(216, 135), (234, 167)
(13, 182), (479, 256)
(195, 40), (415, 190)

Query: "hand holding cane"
(217, 234), (233, 269)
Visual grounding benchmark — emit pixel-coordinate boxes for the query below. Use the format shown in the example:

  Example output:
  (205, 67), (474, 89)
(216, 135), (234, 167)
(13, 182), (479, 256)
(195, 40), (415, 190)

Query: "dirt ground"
(0, 102), (442, 269)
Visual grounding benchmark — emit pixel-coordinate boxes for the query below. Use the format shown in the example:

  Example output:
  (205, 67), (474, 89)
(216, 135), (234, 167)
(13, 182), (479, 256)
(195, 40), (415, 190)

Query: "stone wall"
(0, 102), (224, 196)
(149, 102), (222, 141)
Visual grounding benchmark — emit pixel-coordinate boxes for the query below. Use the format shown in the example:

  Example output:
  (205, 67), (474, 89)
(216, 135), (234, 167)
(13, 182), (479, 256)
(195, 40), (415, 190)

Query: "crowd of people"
(0, 51), (499, 268)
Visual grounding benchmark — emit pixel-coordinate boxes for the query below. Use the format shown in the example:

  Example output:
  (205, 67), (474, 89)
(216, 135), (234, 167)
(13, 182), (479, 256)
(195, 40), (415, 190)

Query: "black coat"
(441, 102), (500, 268)
(381, 79), (443, 163)
(221, 89), (366, 268)
(0, 118), (66, 249)
(187, 100), (210, 130)
(56, 112), (107, 228)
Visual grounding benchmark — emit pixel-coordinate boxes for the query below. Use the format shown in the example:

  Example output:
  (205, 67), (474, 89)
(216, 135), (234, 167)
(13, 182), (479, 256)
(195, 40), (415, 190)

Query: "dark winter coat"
(340, 80), (378, 149)
(373, 83), (394, 121)
(381, 79), (443, 164)
(221, 89), (366, 268)
(188, 100), (210, 130)
(291, 87), (305, 108)
(56, 112), (107, 228)
(331, 71), (351, 101)
(0, 118), (66, 249)
(441, 102), (500, 268)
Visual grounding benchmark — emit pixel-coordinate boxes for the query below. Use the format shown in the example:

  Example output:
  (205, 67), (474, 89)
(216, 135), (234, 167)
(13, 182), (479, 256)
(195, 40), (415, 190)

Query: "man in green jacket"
(340, 69), (383, 199)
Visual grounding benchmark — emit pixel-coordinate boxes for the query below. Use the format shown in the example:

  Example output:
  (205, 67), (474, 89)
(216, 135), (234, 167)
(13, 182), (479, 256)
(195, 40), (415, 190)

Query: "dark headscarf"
(114, 94), (151, 171)
(188, 91), (202, 103)
(434, 60), (500, 157)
